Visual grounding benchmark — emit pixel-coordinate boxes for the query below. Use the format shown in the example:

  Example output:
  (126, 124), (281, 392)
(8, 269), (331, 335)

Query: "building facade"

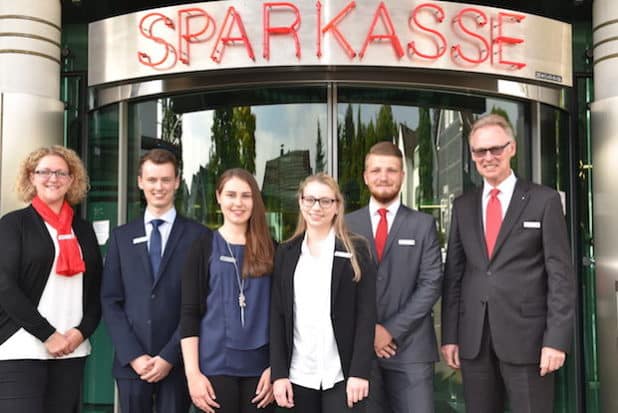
(2, 0), (615, 412)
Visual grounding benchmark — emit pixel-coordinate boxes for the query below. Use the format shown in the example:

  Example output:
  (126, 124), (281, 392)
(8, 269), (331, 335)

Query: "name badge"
(220, 255), (236, 263)
(58, 234), (75, 241)
(523, 221), (541, 229)
(398, 239), (416, 246)
(132, 236), (148, 244)
(334, 251), (353, 259)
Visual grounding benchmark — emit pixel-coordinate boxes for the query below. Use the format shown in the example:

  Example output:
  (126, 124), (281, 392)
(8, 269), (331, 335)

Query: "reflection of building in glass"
(262, 148), (312, 240)
(181, 164), (213, 226)
(435, 110), (476, 235)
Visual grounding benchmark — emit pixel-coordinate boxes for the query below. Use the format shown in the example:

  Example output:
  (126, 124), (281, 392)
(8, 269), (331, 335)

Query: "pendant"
(238, 292), (247, 308)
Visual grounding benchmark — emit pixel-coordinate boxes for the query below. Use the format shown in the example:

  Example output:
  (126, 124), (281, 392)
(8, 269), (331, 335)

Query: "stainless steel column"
(591, 1), (618, 411)
(0, 1), (64, 214)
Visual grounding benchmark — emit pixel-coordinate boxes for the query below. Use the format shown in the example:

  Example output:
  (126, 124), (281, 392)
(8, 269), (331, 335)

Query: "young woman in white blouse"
(270, 173), (376, 412)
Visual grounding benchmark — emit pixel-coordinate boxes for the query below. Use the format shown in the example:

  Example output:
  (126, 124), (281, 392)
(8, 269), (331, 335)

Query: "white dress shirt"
(144, 207), (177, 255)
(481, 171), (517, 231)
(289, 229), (344, 390)
(369, 197), (401, 237)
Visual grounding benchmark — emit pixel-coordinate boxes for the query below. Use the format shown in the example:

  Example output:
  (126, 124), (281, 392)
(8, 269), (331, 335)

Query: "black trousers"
(287, 381), (367, 413)
(117, 364), (190, 413)
(0, 357), (86, 413)
(194, 375), (274, 413)
(460, 316), (555, 413)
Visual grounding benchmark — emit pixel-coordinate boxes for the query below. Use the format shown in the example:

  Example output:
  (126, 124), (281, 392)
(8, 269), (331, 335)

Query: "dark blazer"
(441, 179), (575, 363)
(346, 205), (443, 364)
(101, 214), (209, 379)
(270, 233), (377, 382)
(0, 205), (102, 346)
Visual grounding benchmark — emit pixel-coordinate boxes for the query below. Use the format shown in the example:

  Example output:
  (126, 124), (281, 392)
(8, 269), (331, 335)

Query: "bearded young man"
(346, 141), (443, 413)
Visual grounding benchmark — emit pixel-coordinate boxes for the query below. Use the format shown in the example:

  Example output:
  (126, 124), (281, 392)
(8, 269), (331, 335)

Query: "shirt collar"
(144, 207), (177, 226)
(483, 171), (517, 199)
(369, 197), (401, 217)
(301, 227), (336, 257)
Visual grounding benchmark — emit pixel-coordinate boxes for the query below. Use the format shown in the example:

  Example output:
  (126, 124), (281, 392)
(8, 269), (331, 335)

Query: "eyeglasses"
(34, 169), (71, 179)
(301, 196), (337, 209)
(470, 141), (511, 158)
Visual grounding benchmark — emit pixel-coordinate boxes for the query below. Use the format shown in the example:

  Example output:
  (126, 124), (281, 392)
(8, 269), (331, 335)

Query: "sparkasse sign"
(88, 0), (572, 87)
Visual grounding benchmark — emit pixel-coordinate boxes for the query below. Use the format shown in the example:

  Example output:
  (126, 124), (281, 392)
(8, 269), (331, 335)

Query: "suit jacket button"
(378, 276), (384, 281)
(151, 294), (156, 299)
(486, 271), (492, 276)
(147, 320), (151, 325)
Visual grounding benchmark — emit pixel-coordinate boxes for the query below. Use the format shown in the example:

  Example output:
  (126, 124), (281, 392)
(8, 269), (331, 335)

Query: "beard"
(371, 190), (400, 205)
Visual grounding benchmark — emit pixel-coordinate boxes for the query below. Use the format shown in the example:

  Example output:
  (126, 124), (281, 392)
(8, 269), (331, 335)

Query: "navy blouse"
(199, 231), (270, 376)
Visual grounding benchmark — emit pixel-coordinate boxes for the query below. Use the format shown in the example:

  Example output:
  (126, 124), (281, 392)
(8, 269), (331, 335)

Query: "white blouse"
(289, 229), (344, 390)
(0, 223), (91, 360)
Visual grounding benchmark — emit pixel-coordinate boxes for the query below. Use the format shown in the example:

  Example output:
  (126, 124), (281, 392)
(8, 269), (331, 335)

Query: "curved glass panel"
(127, 86), (328, 241)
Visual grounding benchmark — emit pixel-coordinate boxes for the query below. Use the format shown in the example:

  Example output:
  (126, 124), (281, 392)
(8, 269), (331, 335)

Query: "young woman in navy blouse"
(180, 168), (275, 413)
(270, 173), (377, 412)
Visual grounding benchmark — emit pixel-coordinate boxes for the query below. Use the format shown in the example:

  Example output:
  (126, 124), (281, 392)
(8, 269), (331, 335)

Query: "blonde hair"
(470, 114), (515, 142)
(290, 173), (364, 281)
(16, 145), (89, 205)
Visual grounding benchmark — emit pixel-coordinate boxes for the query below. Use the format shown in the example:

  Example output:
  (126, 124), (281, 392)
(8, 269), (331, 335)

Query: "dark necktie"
(149, 219), (164, 277)
(375, 208), (388, 262)
(485, 189), (502, 258)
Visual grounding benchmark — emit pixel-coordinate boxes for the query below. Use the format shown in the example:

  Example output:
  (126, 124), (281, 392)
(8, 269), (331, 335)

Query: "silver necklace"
(225, 240), (246, 327)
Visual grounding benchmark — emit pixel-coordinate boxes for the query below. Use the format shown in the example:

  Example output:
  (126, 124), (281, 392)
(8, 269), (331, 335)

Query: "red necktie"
(485, 188), (502, 258)
(375, 208), (388, 262)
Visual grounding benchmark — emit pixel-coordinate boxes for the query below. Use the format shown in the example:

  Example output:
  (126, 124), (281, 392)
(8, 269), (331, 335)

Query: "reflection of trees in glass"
(315, 120), (325, 172)
(210, 107), (239, 177)
(159, 98), (188, 214)
(181, 106), (257, 227)
(235, 107), (257, 174)
(338, 104), (398, 211)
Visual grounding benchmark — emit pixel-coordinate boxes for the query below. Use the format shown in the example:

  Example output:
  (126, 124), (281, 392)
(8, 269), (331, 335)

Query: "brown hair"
(469, 114), (515, 141)
(290, 173), (364, 281)
(16, 145), (89, 205)
(364, 141), (403, 170)
(216, 168), (274, 277)
(138, 149), (179, 177)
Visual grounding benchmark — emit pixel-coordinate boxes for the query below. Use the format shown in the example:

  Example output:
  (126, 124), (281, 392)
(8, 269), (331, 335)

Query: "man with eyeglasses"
(441, 114), (575, 413)
(346, 141), (443, 413)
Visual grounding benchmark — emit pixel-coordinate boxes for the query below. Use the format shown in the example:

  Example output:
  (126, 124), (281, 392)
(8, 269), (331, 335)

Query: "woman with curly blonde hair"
(0, 145), (102, 412)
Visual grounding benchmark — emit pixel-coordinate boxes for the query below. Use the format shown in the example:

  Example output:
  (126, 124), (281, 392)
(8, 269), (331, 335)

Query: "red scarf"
(32, 196), (85, 276)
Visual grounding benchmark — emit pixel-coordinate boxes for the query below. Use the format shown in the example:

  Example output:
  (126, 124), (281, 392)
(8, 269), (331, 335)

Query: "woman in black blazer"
(0, 146), (102, 412)
(270, 173), (376, 412)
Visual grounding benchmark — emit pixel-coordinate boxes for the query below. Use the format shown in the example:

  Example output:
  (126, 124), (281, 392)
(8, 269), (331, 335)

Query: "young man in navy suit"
(101, 149), (209, 413)
(441, 114), (575, 413)
(346, 142), (443, 412)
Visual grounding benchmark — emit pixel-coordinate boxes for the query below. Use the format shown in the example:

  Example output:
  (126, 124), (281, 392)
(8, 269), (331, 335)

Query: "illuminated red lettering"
(320, 1), (357, 59)
(137, 13), (177, 70)
(178, 8), (216, 65)
(492, 12), (526, 69)
(263, 2), (301, 60)
(451, 7), (490, 65)
(360, 2), (404, 59)
(408, 3), (447, 60)
(211, 7), (255, 63)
